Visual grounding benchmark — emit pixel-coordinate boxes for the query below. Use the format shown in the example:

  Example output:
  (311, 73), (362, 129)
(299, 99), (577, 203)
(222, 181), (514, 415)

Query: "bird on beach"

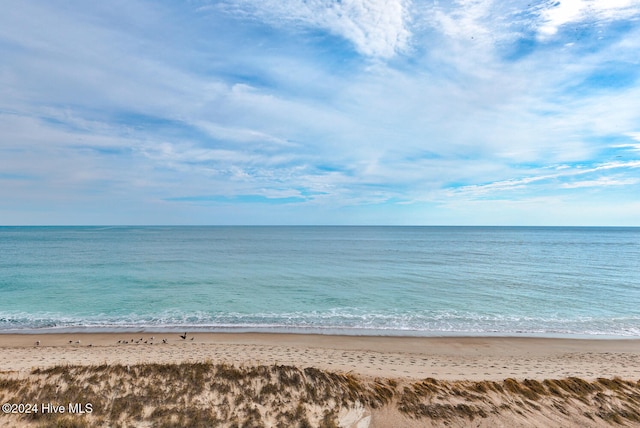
(162, 339), (168, 344)
(180, 332), (187, 340)
(35, 340), (40, 346)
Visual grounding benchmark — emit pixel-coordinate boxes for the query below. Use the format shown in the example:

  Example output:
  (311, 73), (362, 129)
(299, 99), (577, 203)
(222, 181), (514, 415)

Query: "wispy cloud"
(1, 1), (639, 225)
(561, 177), (639, 189)
(447, 160), (640, 198)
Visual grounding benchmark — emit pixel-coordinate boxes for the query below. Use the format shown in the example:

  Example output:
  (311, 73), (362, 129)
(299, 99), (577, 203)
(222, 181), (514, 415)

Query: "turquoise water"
(1, 226), (639, 337)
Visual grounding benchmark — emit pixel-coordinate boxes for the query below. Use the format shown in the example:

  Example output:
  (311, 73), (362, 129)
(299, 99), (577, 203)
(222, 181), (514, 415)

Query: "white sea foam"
(2, 309), (639, 337)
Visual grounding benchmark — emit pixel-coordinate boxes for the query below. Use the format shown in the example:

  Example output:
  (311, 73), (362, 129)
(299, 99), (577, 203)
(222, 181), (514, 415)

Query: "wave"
(1, 309), (639, 337)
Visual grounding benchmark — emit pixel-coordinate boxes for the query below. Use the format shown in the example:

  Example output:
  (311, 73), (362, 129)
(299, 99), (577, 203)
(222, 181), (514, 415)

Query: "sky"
(1, 0), (640, 226)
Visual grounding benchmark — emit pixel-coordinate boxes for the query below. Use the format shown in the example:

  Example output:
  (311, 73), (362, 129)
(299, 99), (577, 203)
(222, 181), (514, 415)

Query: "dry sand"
(1, 332), (639, 381)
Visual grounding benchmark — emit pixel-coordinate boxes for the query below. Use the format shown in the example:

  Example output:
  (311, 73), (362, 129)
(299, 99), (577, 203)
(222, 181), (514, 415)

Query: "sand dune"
(1, 333), (639, 427)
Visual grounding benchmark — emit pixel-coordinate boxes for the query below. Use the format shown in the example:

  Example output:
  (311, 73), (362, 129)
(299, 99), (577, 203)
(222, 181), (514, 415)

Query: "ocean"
(1, 226), (639, 337)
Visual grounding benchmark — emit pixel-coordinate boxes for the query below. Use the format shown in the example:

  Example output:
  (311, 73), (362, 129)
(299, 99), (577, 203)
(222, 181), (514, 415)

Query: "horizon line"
(1, 224), (639, 228)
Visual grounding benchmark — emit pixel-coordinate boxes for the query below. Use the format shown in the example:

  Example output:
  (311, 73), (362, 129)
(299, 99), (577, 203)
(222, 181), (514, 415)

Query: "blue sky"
(1, 0), (639, 225)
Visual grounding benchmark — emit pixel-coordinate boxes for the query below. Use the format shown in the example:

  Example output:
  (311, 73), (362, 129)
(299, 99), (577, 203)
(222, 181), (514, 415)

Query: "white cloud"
(625, 133), (640, 146)
(2, 1), (640, 225)
(537, 0), (640, 38)
(561, 177), (639, 189)
(447, 160), (640, 198)
(193, 121), (296, 148)
(592, 160), (640, 171)
(220, 0), (412, 58)
(430, 0), (497, 43)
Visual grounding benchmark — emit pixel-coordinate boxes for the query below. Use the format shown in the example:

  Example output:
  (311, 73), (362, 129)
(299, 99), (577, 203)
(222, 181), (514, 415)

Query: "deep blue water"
(1, 226), (639, 337)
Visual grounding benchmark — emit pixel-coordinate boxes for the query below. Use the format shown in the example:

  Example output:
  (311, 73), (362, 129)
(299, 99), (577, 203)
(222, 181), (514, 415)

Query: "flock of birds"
(116, 334), (194, 345)
(35, 333), (195, 347)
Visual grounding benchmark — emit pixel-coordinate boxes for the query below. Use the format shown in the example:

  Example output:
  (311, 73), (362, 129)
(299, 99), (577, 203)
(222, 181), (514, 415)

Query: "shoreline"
(1, 332), (639, 381)
(2, 327), (638, 340)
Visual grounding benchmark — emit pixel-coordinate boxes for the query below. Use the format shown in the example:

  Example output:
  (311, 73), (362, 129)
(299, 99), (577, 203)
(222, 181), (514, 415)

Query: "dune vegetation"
(1, 362), (640, 427)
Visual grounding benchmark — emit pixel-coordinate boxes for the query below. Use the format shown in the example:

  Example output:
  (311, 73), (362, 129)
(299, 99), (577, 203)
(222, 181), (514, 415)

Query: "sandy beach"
(2, 333), (640, 427)
(1, 333), (639, 381)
